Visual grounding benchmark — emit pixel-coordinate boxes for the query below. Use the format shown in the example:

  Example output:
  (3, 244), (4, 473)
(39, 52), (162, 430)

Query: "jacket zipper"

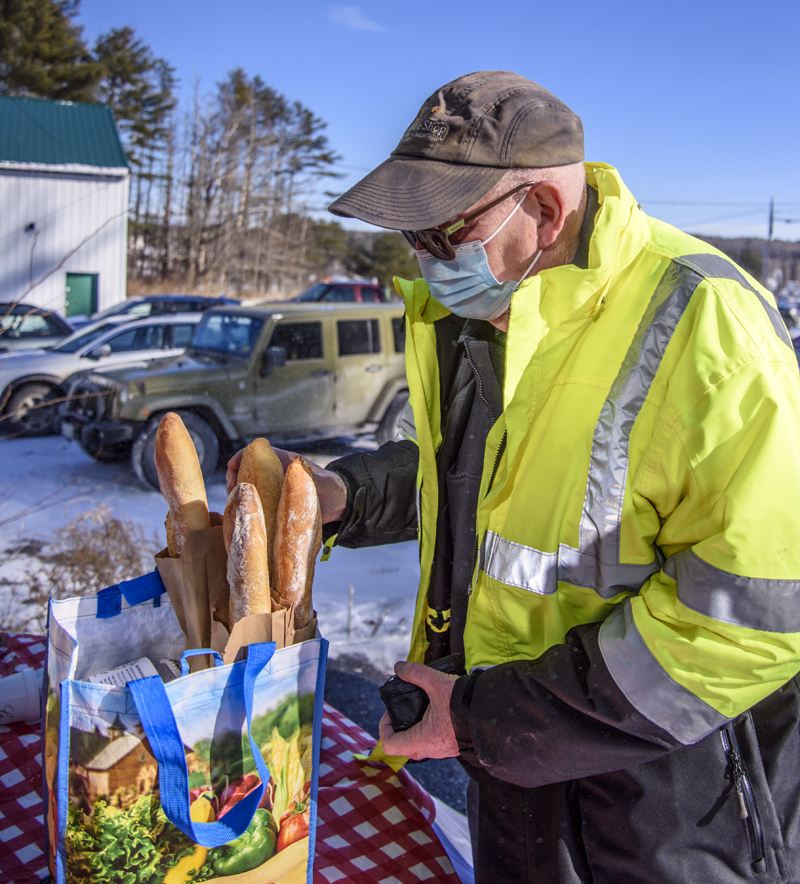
(720, 722), (765, 868)
(464, 341), (496, 425)
(484, 431), (507, 500)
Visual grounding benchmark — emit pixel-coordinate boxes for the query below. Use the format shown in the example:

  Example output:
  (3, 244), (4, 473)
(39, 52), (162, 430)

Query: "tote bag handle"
(128, 641), (275, 847)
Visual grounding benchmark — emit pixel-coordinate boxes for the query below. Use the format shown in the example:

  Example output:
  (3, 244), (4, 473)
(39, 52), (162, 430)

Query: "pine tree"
(0, 0), (100, 100)
(93, 26), (177, 273)
(345, 231), (419, 287)
(94, 27), (177, 165)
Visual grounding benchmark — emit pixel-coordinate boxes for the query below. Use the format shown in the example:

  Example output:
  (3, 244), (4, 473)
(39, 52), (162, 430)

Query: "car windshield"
(190, 313), (264, 356)
(51, 322), (122, 353)
(296, 284), (329, 302)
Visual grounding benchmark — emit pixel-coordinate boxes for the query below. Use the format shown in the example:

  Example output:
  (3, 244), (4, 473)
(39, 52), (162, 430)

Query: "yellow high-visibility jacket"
(397, 162), (800, 746)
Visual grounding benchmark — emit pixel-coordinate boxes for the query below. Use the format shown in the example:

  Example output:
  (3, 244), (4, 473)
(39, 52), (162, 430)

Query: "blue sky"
(77, 0), (800, 240)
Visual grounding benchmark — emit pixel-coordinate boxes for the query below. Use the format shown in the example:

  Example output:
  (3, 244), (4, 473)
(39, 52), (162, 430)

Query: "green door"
(65, 273), (98, 317)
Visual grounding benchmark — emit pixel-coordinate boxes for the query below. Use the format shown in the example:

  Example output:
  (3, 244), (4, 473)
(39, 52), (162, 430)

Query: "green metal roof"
(0, 95), (128, 169)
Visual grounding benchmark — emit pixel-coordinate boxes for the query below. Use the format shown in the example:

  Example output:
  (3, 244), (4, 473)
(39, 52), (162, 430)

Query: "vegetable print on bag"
(43, 574), (326, 884)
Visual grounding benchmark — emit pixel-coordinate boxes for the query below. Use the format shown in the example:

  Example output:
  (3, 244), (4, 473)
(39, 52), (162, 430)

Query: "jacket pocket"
(720, 720), (766, 872)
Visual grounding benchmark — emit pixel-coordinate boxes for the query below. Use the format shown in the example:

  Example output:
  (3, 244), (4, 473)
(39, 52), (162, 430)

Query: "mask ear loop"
(482, 188), (543, 288)
(513, 249), (543, 290)
(482, 191), (528, 245)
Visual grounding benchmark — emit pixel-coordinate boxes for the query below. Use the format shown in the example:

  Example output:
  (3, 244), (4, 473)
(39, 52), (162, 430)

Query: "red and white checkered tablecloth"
(0, 634), (463, 884)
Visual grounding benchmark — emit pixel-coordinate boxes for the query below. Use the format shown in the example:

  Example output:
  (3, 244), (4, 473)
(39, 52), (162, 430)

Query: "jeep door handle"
(365, 365), (383, 372)
(310, 369), (330, 377)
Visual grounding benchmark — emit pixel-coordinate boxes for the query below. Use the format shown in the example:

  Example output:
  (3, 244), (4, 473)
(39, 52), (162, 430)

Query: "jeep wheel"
(132, 411), (220, 490)
(376, 390), (409, 446)
(4, 383), (59, 436)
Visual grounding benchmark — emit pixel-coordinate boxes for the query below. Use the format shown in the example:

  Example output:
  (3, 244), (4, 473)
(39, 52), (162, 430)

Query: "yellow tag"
(354, 739), (408, 773)
(321, 534), (337, 562)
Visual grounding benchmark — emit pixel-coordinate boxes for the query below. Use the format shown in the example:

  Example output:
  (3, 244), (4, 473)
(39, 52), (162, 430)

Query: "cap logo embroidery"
(405, 118), (449, 142)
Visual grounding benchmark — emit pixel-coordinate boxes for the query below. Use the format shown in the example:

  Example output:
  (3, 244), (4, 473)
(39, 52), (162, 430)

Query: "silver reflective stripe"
(599, 600), (729, 744)
(480, 531), (558, 594)
(666, 548), (800, 633)
(676, 253), (792, 348)
(480, 531), (659, 599)
(480, 252), (787, 600)
(558, 544), (660, 597)
(580, 260), (701, 572)
(398, 397), (418, 443)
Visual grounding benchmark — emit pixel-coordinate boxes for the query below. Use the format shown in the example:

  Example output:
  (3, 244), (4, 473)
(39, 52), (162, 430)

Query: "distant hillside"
(692, 235), (800, 289)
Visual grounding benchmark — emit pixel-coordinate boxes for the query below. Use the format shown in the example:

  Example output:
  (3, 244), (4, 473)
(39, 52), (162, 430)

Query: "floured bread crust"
(238, 438), (284, 578)
(155, 412), (210, 556)
(224, 482), (271, 629)
(273, 456), (321, 630)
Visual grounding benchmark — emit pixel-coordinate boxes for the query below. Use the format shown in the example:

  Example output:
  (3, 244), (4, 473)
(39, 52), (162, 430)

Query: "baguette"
(165, 510), (178, 558)
(237, 438), (284, 576)
(224, 482), (271, 629)
(155, 412), (210, 556)
(272, 456), (321, 630)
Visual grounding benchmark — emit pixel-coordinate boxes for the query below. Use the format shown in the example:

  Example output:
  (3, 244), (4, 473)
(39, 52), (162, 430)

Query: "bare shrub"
(2, 505), (159, 633)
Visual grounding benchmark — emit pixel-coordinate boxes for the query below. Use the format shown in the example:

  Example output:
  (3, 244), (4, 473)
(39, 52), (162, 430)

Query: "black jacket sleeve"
(324, 440), (419, 548)
(449, 623), (684, 788)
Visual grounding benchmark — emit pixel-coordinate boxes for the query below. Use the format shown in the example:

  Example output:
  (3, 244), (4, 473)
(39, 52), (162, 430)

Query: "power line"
(641, 199), (800, 208)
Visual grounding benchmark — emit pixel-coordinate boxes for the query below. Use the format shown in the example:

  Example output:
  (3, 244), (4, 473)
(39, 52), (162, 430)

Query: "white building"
(0, 95), (129, 318)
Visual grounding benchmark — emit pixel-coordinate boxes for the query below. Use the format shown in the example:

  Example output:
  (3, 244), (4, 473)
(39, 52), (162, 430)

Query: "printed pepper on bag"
(210, 808), (279, 876)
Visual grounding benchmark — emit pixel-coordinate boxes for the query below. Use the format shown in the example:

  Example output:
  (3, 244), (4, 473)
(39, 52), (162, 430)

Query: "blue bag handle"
(180, 649), (224, 677)
(128, 641), (276, 847)
(96, 571), (166, 619)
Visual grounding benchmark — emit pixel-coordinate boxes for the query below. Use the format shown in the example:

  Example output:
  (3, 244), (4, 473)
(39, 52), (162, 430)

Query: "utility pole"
(763, 197), (774, 286)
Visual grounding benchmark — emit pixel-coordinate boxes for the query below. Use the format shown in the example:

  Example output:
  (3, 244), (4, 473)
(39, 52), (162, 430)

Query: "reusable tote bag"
(42, 571), (327, 884)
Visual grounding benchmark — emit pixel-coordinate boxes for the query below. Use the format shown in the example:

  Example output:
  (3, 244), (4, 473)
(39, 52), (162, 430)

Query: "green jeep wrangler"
(60, 302), (408, 489)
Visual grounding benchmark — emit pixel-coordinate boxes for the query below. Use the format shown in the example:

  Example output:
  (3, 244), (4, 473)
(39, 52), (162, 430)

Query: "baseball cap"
(328, 71), (584, 231)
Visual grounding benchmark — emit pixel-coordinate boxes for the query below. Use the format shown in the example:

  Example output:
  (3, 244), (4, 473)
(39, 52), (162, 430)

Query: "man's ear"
(527, 181), (568, 249)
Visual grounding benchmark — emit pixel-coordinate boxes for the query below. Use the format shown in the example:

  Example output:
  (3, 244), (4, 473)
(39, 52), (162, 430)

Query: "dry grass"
(0, 504), (159, 633)
(124, 276), (294, 301)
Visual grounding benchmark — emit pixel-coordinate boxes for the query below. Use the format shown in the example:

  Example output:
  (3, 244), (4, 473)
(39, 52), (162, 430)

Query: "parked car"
(777, 297), (800, 330)
(67, 294), (240, 329)
(60, 302), (408, 488)
(293, 280), (396, 303)
(791, 327), (800, 361)
(0, 314), (202, 436)
(0, 303), (73, 353)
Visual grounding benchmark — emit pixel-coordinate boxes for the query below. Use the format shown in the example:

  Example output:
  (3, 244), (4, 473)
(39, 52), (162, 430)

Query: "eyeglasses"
(401, 180), (536, 260)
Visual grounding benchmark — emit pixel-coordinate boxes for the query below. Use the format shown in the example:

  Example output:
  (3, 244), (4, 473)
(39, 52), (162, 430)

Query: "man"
(229, 72), (800, 883)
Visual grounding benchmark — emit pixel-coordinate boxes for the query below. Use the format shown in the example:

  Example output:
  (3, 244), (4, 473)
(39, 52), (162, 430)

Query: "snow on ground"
(0, 433), (421, 674)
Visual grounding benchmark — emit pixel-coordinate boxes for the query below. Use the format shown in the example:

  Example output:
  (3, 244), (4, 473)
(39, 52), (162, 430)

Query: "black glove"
(379, 653), (466, 733)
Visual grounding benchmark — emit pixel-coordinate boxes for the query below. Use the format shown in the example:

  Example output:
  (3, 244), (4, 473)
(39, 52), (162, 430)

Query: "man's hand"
(226, 446), (347, 523)
(378, 662), (460, 760)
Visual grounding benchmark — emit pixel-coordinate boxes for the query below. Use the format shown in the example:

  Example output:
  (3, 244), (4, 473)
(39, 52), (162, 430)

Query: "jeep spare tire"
(376, 390), (409, 446)
(132, 411), (219, 490)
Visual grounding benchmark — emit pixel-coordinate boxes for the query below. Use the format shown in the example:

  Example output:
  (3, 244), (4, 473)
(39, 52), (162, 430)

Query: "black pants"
(465, 685), (800, 883)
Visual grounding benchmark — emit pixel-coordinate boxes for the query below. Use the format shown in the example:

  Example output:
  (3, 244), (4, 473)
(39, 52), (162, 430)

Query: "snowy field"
(0, 432), (421, 674)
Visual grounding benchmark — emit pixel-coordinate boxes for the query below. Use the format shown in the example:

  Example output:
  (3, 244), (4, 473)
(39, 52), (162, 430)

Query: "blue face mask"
(415, 198), (543, 321)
